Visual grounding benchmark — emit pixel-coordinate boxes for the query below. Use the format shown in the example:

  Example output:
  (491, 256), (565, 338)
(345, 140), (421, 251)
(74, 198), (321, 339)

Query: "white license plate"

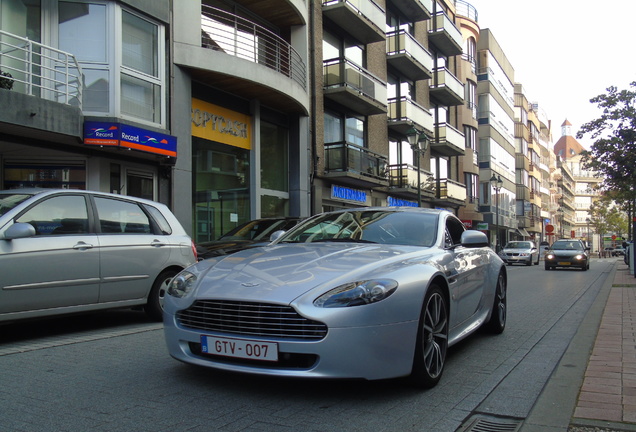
(201, 335), (278, 362)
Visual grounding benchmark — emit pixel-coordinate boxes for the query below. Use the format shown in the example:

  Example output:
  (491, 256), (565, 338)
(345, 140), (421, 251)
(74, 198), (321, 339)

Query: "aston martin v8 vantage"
(163, 207), (507, 388)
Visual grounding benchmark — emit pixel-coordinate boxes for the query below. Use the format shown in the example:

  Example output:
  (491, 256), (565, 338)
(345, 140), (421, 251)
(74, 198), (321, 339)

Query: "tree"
(577, 82), (636, 242)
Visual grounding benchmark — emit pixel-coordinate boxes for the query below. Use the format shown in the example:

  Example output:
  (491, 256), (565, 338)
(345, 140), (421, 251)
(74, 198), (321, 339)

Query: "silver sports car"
(163, 207), (507, 388)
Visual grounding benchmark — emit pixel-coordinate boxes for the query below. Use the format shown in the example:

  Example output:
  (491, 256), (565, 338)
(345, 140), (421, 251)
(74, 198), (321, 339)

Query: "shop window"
(3, 161), (86, 189)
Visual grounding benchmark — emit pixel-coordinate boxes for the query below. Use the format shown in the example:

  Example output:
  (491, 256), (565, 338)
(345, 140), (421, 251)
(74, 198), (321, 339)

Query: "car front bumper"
(163, 312), (419, 381)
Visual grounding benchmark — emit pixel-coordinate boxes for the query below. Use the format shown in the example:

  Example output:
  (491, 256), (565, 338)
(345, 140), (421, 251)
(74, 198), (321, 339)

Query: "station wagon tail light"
(191, 241), (198, 261)
(314, 279), (398, 308)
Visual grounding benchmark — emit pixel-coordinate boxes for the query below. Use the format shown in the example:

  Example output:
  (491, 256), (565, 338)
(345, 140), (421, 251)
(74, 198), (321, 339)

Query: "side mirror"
(269, 230), (286, 242)
(3, 222), (36, 240)
(460, 230), (489, 248)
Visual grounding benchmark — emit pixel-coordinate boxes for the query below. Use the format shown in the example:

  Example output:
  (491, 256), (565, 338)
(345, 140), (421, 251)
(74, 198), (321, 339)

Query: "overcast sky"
(465, 0), (636, 149)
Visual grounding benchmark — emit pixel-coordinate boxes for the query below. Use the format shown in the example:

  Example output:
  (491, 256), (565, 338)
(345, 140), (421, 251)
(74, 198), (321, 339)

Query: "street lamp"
(489, 174), (503, 252)
(557, 208), (565, 238)
(406, 127), (430, 207)
(586, 217), (591, 251)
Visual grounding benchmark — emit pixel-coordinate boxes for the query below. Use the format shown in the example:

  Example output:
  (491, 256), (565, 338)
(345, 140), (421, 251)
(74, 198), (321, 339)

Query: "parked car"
(612, 247), (625, 257)
(545, 239), (590, 271)
(164, 207), (507, 388)
(499, 241), (540, 266)
(0, 189), (197, 323)
(196, 217), (301, 259)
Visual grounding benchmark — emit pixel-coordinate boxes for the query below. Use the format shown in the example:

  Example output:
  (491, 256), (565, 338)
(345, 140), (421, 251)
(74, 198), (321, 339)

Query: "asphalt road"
(0, 258), (618, 432)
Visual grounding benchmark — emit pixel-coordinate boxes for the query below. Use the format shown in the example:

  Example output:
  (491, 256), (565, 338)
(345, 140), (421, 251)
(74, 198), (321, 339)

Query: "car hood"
(548, 249), (585, 256)
(501, 248), (532, 253)
(190, 243), (432, 304)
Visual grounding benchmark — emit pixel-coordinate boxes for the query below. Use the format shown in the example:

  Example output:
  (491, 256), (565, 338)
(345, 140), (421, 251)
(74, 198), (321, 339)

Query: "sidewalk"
(521, 259), (636, 432)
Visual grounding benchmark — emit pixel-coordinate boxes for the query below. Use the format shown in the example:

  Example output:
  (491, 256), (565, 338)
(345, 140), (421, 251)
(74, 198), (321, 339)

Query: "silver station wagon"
(0, 189), (197, 323)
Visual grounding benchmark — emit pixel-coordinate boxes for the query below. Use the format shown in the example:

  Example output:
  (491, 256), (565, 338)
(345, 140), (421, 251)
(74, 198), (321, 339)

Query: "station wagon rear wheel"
(410, 284), (448, 389)
(145, 269), (179, 321)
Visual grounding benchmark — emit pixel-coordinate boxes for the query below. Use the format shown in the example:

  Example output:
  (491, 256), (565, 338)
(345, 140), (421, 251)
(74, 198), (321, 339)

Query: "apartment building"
(172, 0), (310, 241)
(0, 0), (174, 203)
(0, 0), (312, 242)
(475, 29), (516, 250)
(312, 0), (468, 213)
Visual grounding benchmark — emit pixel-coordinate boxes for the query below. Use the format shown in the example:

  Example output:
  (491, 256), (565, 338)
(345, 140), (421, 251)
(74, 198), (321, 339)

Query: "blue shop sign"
(84, 121), (177, 157)
(388, 196), (417, 207)
(331, 185), (367, 203)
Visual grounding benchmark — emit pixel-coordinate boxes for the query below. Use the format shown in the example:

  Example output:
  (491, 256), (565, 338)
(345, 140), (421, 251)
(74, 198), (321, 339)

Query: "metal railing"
(201, 6), (306, 90)
(388, 163), (434, 191)
(325, 141), (388, 181)
(0, 30), (83, 108)
(323, 58), (387, 103)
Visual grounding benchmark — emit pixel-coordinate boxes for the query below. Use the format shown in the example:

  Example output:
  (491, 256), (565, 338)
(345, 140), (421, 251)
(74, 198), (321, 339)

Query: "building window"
(120, 10), (162, 124)
(325, 111), (366, 147)
(55, 1), (165, 125)
(464, 172), (479, 203)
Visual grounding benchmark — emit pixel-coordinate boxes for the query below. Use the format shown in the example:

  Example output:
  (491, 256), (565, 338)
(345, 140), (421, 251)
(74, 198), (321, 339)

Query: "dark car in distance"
(545, 239), (590, 271)
(196, 217), (301, 259)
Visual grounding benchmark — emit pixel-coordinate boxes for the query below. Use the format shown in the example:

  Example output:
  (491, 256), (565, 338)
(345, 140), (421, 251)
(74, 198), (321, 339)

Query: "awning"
(516, 228), (531, 237)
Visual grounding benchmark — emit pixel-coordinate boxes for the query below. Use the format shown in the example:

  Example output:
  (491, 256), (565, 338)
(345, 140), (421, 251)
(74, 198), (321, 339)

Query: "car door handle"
(151, 240), (167, 247)
(73, 242), (94, 250)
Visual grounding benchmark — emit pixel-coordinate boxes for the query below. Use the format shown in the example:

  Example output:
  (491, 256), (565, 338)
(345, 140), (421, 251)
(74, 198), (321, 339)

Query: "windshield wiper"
(312, 238), (377, 243)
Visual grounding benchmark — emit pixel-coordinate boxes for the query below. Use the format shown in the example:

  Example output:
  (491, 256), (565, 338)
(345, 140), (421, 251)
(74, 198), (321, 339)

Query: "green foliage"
(576, 82), (636, 194)
(0, 70), (14, 90)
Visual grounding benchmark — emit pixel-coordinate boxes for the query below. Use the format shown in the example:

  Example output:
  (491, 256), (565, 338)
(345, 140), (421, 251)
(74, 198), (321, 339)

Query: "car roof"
(0, 188), (164, 207)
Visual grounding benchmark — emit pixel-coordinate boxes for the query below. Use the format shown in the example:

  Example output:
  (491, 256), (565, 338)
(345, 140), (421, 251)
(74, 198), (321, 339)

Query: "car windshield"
(219, 219), (294, 241)
(0, 193), (33, 218)
(280, 210), (438, 247)
(551, 241), (583, 250)
(504, 242), (532, 249)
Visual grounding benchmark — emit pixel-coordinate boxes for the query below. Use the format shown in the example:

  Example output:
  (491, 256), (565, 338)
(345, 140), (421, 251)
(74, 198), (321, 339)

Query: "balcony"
(324, 141), (389, 188)
(322, 0), (385, 44)
(189, 6), (308, 114)
(427, 13), (463, 57)
(389, 0), (432, 22)
(0, 30), (82, 108)
(323, 58), (387, 115)
(387, 97), (434, 136)
(438, 178), (467, 204)
(429, 67), (464, 106)
(386, 30), (433, 82)
(388, 163), (435, 196)
(432, 123), (465, 156)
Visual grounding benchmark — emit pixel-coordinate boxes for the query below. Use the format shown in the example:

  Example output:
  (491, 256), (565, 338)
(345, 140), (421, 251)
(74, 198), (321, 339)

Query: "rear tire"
(410, 284), (448, 389)
(145, 269), (179, 321)
(485, 271), (506, 334)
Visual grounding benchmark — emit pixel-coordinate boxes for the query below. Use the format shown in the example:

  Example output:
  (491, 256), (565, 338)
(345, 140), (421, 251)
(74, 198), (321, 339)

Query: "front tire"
(145, 269), (179, 321)
(485, 271), (506, 334)
(410, 284), (448, 389)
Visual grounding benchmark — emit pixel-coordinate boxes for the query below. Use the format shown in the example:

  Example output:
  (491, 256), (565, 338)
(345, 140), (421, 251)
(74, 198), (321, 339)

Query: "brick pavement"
(572, 262), (636, 429)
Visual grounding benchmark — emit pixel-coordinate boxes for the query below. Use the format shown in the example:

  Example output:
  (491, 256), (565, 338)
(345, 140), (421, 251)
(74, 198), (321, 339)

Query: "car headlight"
(575, 254), (584, 260)
(314, 279), (398, 308)
(167, 270), (197, 298)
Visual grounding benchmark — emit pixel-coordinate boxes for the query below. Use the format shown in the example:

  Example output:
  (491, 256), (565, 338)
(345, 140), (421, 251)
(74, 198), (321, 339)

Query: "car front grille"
(176, 300), (328, 340)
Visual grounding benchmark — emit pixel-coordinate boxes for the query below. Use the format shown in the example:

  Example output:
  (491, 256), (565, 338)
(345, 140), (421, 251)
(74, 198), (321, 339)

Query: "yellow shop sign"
(191, 99), (251, 149)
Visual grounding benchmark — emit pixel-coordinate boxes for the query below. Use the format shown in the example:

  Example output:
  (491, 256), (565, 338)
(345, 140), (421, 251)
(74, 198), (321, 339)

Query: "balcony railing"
(388, 163), (434, 191)
(0, 30), (82, 108)
(321, 0), (385, 44)
(439, 178), (467, 201)
(323, 58), (387, 114)
(433, 122), (465, 156)
(325, 141), (388, 181)
(429, 67), (464, 106)
(388, 96), (434, 135)
(386, 30), (433, 81)
(201, 6), (306, 89)
(428, 13), (463, 56)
